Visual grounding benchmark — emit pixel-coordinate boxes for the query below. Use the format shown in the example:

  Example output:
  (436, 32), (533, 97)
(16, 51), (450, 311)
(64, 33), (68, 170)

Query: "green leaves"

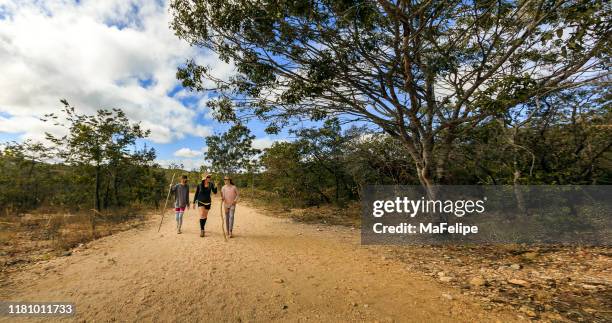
(176, 59), (208, 91)
(207, 97), (238, 122)
(44, 101), (148, 167)
(471, 74), (538, 116)
(170, 0), (610, 187)
(2, 101), (162, 213)
(264, 124), (281, 135)
(205, 124), (260, 175)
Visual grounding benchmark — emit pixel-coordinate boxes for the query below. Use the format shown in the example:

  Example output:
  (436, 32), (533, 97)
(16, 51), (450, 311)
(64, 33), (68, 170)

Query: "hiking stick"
(158, 172), (176, 232)
(220, 199), (227, 241)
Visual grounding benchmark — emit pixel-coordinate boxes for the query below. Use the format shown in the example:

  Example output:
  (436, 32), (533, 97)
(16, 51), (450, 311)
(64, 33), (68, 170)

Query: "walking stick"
(158, 172), (176, 232)
(220, 199), (227, 241)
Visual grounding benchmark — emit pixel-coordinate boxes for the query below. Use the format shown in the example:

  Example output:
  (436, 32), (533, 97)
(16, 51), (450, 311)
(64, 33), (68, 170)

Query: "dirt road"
(1, 202), (517, 322)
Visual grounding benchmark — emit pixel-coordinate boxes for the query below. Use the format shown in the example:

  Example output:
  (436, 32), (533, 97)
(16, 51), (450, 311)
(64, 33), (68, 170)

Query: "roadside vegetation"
(0, 101), (167, 269)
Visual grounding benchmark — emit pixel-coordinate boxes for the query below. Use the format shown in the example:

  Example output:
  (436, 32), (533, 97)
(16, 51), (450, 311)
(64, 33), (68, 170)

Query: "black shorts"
(197, 201), (211, 210)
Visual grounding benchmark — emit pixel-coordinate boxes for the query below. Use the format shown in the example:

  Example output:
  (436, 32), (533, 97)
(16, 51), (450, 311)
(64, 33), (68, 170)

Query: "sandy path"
(1, 202), (517, 322)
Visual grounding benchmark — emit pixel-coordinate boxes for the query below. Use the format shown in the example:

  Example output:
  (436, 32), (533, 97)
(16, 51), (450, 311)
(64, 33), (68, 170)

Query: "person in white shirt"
(221, 176), (239, 238)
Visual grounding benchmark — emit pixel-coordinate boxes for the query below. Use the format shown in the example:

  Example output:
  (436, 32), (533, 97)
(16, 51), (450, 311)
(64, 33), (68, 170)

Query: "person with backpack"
(193, 173), (217, 237)
(170, 175), (190, 234)
(221, 176), (239, 238)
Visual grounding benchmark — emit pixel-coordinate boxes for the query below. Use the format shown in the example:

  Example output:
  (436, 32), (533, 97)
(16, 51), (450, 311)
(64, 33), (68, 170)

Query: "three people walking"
(171, 172), (240, 238)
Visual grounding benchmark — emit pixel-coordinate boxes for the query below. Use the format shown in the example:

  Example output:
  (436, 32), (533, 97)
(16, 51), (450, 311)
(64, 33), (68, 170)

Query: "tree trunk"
(25, 160), (35, 206)
(416, 164), (438, 200)
(504, 121), (528, 216)
(92, 164), (101, 238)
(251, 171), (254, 196)
(435, 133), (455, 184)
(397, 134), (439, 200)
(334, 171), (339, 204)
(113, 171), (120, 206)
(94, 164), (101, 211)
(103, 174), (111, 209)
(513, 166), (527, 216)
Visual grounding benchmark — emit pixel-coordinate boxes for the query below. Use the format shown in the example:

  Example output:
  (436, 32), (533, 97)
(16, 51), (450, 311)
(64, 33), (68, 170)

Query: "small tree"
(204, 124), (260, 177)
(260, 141), (325, 204)
(294, 118), (355, 204)
(2, 140), (52, 206)
(44, 100), (150, 211)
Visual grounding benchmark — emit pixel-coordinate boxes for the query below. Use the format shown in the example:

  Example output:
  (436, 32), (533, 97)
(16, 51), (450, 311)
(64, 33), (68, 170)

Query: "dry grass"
(0, 207), (154, 271)
(287, 203), (360, 227)
(241, 189), (361, 227)
(0, 230), (17, 245)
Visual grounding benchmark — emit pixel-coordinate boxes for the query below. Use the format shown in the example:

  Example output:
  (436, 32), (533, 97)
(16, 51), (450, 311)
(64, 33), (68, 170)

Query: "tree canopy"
(170, 0), (610, 191)
(205, 124), (260, 175)
(43, 100), (157, 211)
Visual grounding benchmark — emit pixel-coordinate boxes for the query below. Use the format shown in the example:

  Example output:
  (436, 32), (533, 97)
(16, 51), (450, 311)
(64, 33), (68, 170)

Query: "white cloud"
(252, 137), (285, 150)
(157, 158), (209, 172)
(0, 0), (232, 144)
(174, 147), (201, 158)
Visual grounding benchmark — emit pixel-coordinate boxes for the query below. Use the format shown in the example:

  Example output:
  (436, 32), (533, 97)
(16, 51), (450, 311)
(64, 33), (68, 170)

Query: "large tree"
(170, 0), (610, 193)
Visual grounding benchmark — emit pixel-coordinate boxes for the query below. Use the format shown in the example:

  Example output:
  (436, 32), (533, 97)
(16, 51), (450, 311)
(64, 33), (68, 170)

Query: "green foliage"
(255, 88), (610, 207)
(258, 121), (418, 207)
(0, 101), (167, 214)
(204, 124), (260, 176)
(170, 0), (610, 189)
(458, 88), (612, 185)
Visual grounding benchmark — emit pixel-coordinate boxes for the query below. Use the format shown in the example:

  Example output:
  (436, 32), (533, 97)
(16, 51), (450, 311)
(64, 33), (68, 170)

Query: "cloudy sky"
(0, 0), (283, 170)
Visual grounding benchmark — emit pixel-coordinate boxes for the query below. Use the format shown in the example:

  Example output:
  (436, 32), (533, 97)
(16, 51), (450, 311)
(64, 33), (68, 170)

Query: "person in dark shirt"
(193, 173), (217, 237)
(170, 175), (190, 234)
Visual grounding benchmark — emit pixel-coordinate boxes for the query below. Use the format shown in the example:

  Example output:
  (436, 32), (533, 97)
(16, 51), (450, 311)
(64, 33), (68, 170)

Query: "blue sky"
(0, 0), (288, 170)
